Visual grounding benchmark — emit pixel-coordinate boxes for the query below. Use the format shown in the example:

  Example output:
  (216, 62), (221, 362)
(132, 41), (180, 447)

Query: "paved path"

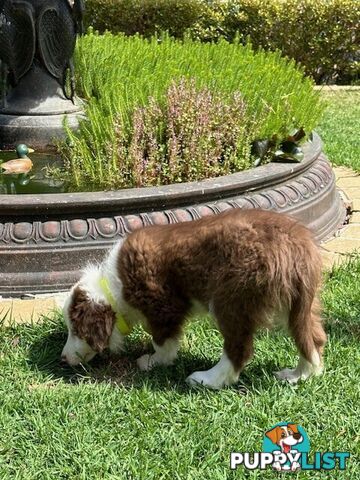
(321, 167), (360, 268)
(1, 166), (359, 324)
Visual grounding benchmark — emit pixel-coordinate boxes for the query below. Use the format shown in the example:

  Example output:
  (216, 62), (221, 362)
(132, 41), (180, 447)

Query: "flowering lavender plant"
(122, 79), (253, 187)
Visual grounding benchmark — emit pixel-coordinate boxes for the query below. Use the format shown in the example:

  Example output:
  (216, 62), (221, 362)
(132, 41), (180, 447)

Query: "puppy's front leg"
(137, 337), (180, 371)
(187, 307), (254, 389)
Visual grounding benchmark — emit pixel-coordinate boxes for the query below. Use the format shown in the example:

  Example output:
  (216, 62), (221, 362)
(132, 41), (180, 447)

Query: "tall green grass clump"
(60, 31), (324, 191)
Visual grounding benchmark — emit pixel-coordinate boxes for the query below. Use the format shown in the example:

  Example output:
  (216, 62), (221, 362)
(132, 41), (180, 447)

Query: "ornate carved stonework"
(0, 134), (346, 296)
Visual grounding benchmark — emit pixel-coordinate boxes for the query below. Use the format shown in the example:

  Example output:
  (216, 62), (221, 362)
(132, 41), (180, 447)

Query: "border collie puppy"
(61, 209), (326, 389)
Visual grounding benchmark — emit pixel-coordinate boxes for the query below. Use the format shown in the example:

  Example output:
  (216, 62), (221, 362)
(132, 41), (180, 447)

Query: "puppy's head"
(265, 424), (303, 452)
(61, 284), (116, 366)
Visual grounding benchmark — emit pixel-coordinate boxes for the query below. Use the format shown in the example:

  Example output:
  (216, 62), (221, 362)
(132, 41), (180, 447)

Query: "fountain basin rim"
(0, 133), (322, 216)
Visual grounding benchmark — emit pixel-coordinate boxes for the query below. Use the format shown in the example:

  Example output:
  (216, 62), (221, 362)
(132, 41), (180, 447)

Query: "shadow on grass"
(25, 308), (358, 394)
(26, 325), (279, 394)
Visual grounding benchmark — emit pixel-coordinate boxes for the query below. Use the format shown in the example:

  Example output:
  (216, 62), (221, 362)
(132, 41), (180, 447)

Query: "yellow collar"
(99, 276), (132, 336)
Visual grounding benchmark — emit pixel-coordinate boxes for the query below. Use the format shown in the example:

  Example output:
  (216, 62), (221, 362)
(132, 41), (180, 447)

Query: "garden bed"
(0, 133), (345, 297)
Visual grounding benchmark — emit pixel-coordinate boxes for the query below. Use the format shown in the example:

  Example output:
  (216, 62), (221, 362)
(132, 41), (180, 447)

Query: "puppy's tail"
(288, 242), (326, 368)
(288, 278), (326, 371)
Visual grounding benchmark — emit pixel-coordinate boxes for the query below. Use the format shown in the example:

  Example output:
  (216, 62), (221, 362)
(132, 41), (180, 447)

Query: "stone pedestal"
(0, 64), (84, 150)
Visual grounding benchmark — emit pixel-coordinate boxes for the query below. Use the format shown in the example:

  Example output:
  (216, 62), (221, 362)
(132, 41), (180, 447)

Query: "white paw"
(186, 371), (222, 390)
(136, 354), (154, 371)
(291, 462), (300, 471)
(313, 364), (324, 376)
(272, 461), (282, 471)
(274, 368), (301, 384)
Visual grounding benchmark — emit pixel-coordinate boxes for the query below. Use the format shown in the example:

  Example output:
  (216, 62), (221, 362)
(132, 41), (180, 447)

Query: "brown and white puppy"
(61, 209), (326, 389)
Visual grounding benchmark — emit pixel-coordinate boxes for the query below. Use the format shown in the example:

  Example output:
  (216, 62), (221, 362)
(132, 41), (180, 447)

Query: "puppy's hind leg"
(275, 296), (326, 384)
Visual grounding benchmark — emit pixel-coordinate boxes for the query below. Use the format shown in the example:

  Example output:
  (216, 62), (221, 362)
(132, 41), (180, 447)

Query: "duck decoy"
(0, 144), (34, 174)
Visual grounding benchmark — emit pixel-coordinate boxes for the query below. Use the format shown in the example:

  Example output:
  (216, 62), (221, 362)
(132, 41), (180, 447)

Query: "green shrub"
(84, 0), (206, 37)
(84, 0), (360, 84)
(57, 32), (324, 191)
(222, 0), (359, 84)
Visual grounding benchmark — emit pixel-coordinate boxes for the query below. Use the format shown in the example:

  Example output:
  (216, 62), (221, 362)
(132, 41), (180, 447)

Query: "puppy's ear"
(69, 286), (116, 352)
(265, 426), (282, 445)
(287, 423), (299, 435)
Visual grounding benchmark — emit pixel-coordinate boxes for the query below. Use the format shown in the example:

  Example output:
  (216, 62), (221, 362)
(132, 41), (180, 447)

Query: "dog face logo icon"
(262, 422), (310, 472)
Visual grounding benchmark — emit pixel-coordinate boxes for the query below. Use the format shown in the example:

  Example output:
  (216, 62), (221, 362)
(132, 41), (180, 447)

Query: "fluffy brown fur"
(118, 209), (326, 372)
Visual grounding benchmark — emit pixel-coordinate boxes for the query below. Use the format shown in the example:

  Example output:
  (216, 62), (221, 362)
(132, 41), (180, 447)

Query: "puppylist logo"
(230, 422), (350, 472)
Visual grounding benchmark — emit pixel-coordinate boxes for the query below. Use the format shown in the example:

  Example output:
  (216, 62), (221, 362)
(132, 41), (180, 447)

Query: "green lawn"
(1, 257), (359, 479)
(318, 89), (360, 172)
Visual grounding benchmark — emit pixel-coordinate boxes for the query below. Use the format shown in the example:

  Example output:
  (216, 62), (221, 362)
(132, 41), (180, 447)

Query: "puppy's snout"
(293, 432), (301, 440)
